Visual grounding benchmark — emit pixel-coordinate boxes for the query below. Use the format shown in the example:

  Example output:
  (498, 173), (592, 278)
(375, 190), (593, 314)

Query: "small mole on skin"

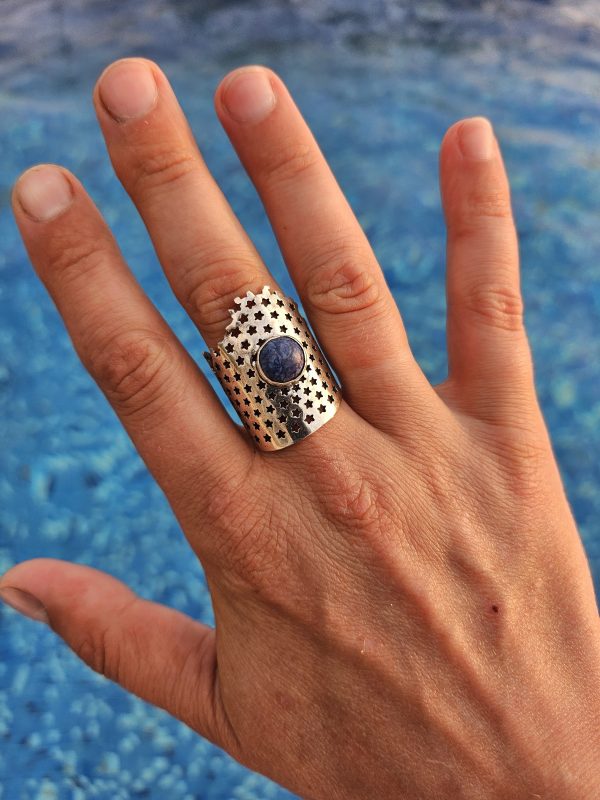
(491, 605), (499, 613)
(275, 690), (295, 711)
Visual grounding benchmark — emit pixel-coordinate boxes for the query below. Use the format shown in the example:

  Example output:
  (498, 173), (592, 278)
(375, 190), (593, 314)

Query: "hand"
(3, 58), (600, 799)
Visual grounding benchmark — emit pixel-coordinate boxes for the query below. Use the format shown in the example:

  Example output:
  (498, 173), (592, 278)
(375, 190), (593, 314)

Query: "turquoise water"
(1, 1), (600, 797)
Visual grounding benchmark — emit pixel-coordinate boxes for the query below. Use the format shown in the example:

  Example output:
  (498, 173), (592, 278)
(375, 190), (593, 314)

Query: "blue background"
(1, 1), (599, 797)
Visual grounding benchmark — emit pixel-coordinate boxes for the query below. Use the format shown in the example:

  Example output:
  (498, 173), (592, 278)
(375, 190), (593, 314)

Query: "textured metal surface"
(204, 286), (341, 450)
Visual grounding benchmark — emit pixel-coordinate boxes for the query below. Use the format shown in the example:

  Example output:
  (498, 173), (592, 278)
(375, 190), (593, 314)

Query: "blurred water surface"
(1, 1), (600, 798)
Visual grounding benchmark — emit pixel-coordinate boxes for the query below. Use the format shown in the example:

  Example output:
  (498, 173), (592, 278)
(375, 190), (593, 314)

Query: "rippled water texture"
(1, 1), (600, 797)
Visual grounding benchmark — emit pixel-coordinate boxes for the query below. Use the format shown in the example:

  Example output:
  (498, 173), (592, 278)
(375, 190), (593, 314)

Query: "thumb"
(0, 558), (225, 746)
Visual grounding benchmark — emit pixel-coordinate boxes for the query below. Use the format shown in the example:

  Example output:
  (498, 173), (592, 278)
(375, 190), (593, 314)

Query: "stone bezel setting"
(255, 334), (307, 387)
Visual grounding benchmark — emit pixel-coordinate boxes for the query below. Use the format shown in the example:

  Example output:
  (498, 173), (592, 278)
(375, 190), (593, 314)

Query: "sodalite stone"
(258, 335), (305, 384)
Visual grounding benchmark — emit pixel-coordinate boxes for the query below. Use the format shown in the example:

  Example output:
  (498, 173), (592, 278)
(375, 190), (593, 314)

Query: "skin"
(2, 58), (600, 798)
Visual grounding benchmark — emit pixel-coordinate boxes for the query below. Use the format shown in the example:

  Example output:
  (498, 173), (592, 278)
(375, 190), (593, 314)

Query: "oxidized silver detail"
(203, 285), (341, 451)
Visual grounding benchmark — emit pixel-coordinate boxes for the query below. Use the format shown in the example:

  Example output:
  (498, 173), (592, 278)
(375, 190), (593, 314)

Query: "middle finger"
(93, 58), (275, 349)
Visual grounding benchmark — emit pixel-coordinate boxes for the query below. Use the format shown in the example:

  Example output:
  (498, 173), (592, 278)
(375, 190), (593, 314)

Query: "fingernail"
(458, 117), (494, 161)
(15, 165), (74, 222)
(99, 59), (158, 121)
(222, 68), (276, 124)
(0, 586), (49, 624)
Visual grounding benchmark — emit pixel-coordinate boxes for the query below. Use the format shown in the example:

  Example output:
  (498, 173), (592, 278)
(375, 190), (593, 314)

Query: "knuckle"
(49, 238), (107, 284)
(493, 432), (550, 500)
(73, 597), (140, 683)
(75, 626), (119, 681)
(128, 143), (199, 194)
(309, 454), (382, 536)
(259, 139), (320, 186)
(203, 466), (293, 600)
(466, 188), (513, 222)
(412, 441), (459, 516)
(89, 329), (177, 419)
(229, 509), (287, 587)
(450, 188), (515, 242)
(302, 243), (383, 318)
(202, 470), (249, 530)
(334, 476), (380, 528)
(180, 250), (264, 332)
(461, 283), (524, 332)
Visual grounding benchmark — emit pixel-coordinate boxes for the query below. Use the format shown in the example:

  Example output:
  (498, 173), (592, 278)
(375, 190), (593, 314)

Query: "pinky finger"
(439, 117), (535, 423)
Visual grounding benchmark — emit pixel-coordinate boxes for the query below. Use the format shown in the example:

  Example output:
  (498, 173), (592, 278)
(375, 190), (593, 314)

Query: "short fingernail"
(458, 117), (494, 161)
(221, 67), (276, 124)
(99, 59), (158, 121)
(0, 586), (49, 625)
(15, 165), (74, 222)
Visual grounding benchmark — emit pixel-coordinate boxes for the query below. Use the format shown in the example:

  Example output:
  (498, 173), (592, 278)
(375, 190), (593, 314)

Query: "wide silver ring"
(204, 286), (341, 451)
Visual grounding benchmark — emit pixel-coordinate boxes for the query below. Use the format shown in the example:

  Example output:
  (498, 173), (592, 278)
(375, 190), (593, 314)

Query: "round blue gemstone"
(258, 336), (305, 384)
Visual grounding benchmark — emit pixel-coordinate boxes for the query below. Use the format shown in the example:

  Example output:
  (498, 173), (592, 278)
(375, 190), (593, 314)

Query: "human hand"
(3, 58), (600, 799)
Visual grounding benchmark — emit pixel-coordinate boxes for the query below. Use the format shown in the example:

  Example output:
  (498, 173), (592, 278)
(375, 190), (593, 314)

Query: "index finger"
(12, 164), (252, 511)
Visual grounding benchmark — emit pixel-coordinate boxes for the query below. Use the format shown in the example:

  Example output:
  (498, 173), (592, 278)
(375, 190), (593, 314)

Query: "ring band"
(204, 286), (341, 451)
